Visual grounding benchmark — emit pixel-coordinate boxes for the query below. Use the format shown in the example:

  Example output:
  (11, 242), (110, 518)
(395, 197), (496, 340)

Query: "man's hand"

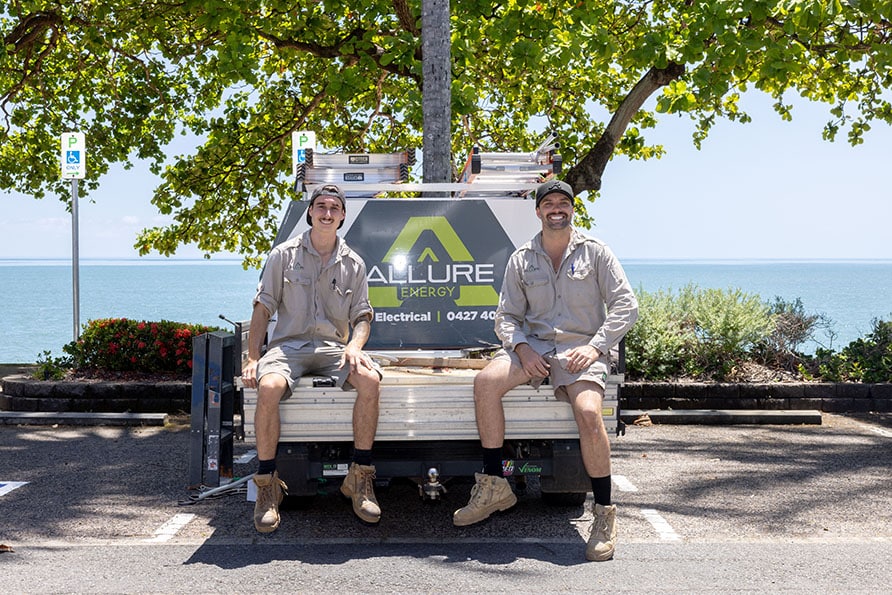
(515, 343), (550, 379)
(561, 345), (601, 373)
(242, 358), (259, 389)
(340, 343), (374, 373)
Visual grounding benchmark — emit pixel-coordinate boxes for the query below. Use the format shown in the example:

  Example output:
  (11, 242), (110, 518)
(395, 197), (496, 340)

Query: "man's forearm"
(347, 317), (372, 351)
(247, 304), (271, 360)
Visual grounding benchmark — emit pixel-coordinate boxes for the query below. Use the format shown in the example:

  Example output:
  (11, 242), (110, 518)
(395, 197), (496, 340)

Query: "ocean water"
(1, 259), (890, 363)
(1, 260), (260, 364)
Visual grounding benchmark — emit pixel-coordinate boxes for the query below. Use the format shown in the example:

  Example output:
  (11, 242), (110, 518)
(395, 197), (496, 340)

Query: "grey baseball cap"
(306, 184), (347, 228)
(309, 184), (346, 209)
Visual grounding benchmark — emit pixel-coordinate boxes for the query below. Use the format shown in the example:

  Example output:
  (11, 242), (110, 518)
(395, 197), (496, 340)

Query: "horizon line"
(2, 256), (892, 263)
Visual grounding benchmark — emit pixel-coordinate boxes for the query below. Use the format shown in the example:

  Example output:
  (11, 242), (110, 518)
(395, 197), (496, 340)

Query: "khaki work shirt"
(496, 228), (638, 358)
(254, 230), (373, 351)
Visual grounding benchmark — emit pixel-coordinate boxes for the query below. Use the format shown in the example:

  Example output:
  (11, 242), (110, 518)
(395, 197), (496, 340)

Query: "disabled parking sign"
(60, 132), (86, 179)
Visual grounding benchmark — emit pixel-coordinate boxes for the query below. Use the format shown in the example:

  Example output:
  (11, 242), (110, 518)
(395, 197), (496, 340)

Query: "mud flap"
(539, 439), (590, 494)
(276, 444), (318, 497)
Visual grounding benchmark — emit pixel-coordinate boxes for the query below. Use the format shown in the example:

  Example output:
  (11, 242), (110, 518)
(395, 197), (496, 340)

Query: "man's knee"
(350, 367), (381, 397)
(257, 373), (288, 405)
(473, 365), (513, 404)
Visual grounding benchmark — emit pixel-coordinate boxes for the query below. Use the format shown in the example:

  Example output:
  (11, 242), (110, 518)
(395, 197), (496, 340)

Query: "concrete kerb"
(0, 411), (169, 426)
(621, 409), (823, 425)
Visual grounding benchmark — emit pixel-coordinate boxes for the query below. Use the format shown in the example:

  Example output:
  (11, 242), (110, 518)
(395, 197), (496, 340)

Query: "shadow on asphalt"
(3, 411), (890, 568)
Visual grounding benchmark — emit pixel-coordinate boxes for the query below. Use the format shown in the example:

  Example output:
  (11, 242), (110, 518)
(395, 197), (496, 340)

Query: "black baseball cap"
(534, 179), (575, 207)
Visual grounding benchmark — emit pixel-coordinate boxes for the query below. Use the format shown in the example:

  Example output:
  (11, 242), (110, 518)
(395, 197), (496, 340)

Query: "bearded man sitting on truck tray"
(241, 183), (383, 532)
(453, 179), (639, 562)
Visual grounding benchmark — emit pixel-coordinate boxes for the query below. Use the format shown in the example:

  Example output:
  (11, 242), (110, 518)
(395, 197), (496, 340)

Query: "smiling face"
(309, 195), (346, 231)
(536, 193), (574, 231)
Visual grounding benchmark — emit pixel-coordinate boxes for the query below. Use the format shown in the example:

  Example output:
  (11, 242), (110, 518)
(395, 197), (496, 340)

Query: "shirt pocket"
(521, 271), (554, 311)
(565, 258), (596, 307)
(328, 279), (354, 322)
(282, 269), (313, 312)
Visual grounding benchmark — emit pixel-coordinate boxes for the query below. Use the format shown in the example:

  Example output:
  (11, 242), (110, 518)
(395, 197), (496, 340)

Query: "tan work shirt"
(254, 230), (373, 351)
(496, 228), (638, 358)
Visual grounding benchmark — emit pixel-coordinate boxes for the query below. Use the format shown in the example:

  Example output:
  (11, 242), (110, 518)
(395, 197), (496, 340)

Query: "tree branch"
(257, 26), (419, 82)
(393, 0), (420, 36)
(564, 62), (685, 194)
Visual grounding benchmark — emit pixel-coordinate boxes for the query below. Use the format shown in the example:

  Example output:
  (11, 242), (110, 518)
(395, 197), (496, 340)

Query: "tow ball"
(419, 467), (447, 501)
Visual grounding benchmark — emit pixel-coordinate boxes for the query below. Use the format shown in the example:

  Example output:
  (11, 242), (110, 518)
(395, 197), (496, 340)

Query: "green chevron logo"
(367, 216), (499, 307)
(383, 217), (474, 262)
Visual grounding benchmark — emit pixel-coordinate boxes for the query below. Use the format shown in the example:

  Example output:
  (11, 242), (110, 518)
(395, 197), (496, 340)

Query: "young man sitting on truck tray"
(241, 183), (383, 532)
(453, 179), (638, 562)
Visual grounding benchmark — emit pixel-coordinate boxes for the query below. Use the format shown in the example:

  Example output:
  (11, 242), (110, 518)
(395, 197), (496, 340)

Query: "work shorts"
(493, 347), (609, 401)
(257, 343), (382, 400)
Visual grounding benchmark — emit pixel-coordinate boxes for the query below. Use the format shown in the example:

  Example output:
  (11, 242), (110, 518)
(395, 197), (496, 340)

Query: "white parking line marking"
(613, 475), (638, 492)
(235, 450), (257, 464)
(0, 481), (28, 496)
(868, 426), (892, 438)
(144, 513), (195, 543)
(641, 508), (681, 541)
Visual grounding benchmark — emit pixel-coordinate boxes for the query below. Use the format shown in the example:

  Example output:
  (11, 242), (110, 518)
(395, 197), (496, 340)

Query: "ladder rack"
(295, 149), (415, 197)
(293, 137), (561, 200)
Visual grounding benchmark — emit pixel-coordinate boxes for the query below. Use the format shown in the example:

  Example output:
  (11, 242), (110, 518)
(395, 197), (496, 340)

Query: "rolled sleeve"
(494, 256), (530, 351)
(253, 250), (285, 318)
(589, 248), (638, 354)
(347, 260), (374, 327)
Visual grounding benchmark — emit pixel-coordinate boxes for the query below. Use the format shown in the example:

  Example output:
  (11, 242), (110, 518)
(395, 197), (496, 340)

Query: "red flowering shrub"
(63, 318), (222, 375)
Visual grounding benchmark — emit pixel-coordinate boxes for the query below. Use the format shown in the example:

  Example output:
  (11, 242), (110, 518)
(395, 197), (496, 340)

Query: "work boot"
(453, 472), (517, 527)
(253, 471), (287, 533)
(340, 463), (381, 524)
(585, 503), (617, 561)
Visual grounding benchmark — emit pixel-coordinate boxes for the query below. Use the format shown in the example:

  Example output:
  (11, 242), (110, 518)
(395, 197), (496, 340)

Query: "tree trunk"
(421, 0), (452, 184)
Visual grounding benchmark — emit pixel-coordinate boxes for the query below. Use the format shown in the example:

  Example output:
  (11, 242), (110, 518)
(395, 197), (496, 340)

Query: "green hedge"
(812, 319), (892, 383)
(63, 318), (222, 375)
(625, 285), (892, 383)
(625, 285), (772, 381)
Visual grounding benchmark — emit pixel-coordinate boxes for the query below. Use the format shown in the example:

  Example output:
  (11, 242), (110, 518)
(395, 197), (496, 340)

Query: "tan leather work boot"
(452, 472), (517, 527)
(253, 471), (287, 533)
(586, 503), (617, 561)
(340, 463), (381, 524)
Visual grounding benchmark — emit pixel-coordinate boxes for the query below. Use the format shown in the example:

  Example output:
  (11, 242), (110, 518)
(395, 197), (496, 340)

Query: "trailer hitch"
(419, 467), (448, 501)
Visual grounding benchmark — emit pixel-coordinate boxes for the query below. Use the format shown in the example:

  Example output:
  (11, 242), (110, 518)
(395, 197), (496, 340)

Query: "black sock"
(353, 448), (373, 466)
(591, 475), (612, 506)
(257, 458), (276, 476)
(482, 447), (503, 477)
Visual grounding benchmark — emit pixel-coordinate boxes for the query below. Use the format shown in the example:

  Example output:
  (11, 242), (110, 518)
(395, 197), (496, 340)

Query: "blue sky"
(1, 91), (890, 262)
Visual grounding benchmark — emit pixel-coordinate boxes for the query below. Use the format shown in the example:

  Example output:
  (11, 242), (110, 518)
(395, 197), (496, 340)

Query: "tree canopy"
(2, 1), (890, 266)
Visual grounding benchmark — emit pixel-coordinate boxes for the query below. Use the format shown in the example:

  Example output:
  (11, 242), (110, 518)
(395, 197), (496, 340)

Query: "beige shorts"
(257, 343), (382, 399)
(493, 347), (608, 401)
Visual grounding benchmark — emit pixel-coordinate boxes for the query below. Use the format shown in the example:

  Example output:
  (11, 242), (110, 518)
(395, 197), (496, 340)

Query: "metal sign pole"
(61, 131), (86, 342)
(71, 178), (80, 341)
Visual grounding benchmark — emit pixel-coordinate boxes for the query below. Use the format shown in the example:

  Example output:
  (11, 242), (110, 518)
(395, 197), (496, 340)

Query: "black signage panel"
(345, 200), (515, 349)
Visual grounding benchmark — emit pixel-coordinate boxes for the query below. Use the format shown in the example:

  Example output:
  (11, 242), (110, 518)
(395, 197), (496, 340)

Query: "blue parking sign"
(66, 150), (81, 164)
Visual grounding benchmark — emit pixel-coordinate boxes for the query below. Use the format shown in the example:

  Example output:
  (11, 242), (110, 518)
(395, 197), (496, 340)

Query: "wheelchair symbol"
(66, 150), (81, 164)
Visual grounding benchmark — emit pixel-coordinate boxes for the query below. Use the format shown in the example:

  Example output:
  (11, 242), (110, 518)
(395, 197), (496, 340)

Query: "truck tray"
(243, 367), (622, 442)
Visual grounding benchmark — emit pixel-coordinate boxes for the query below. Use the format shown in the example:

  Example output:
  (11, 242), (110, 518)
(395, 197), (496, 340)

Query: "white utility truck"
(188, 143), (626, 505)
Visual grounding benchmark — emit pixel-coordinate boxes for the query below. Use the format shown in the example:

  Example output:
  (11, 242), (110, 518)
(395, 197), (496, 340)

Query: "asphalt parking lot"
(2, 412), (891, 593)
